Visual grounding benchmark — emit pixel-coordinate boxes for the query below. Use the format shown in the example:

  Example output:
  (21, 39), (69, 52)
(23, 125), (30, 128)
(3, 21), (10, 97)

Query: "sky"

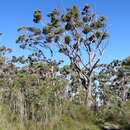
(0, 0), (130, 63)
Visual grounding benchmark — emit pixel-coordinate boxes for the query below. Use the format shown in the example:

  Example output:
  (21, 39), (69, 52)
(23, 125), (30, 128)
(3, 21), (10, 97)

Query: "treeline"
(0, 3), (130, 130)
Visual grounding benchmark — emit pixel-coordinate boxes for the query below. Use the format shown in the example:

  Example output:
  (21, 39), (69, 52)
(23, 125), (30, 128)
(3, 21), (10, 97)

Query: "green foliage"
(33, 9), (42, 23)
(0, 3), (130, 130)
(64, 35), (71, 44)
(82, 24), (91, 34)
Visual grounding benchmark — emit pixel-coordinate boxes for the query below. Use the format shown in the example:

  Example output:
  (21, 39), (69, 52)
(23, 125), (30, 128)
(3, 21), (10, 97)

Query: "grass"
(0, 102), (130, 130)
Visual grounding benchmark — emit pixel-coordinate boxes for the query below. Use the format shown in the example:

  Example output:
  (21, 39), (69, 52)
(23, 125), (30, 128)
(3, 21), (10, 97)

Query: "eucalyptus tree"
(97, 57), (130, 106)
(97, 60), (122, 106)
(11, 55), (66, 122)
(16, 4), (108, 107)
(118, 56), (130, 102)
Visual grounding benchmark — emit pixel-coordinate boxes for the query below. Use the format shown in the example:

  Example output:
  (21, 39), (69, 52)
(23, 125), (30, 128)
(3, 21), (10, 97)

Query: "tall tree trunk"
(84, 73), (92, 107)
(84, 47), (93, 107)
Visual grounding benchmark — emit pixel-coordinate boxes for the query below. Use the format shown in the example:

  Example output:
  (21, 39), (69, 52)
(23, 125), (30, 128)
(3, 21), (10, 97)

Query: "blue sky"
(0, 0), (130, 63)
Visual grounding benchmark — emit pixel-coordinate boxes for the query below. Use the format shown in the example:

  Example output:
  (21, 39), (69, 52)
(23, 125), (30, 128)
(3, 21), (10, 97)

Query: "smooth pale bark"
(84, 73), (92, 107)
(84, 47), (93, 107)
